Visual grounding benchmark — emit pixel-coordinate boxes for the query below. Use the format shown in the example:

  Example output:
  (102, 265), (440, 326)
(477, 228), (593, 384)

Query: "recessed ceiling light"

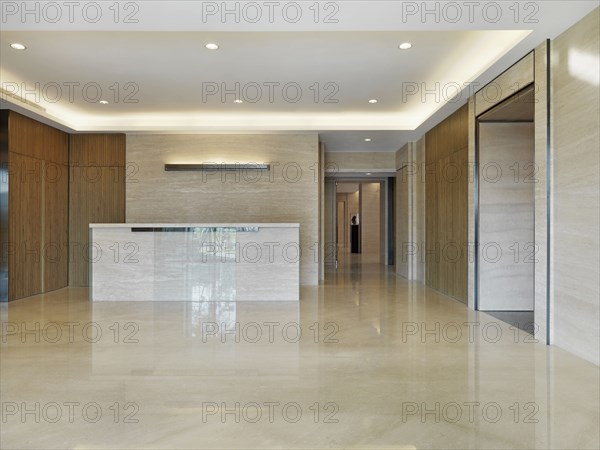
(366, 173), (372, 175)
(364, 138), (372, 142)
(234, 99), (243, 104)
(399, 42), (413, 50)
(99, 100), (109, 104)
(205, 43), (219, 50)
(368, 99), (378, 104)
(10, 43), (26, 50)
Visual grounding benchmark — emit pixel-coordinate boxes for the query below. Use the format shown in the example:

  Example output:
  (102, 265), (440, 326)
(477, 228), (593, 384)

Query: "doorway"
(336, 183), (360, 255)
(324, 178), (394, 270)
(476, 85), (535, 330)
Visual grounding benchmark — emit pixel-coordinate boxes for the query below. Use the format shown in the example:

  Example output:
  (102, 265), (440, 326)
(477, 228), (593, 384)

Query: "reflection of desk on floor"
(89, 223), (300, 301)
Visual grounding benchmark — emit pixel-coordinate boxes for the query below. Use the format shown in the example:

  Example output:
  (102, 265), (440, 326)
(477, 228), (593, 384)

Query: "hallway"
(1, 258), (598, 449)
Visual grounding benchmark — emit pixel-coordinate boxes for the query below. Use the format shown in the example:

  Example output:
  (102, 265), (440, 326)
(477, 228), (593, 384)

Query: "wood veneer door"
(8, 152), (42, 300)
(424, 104), (469, 303)
(6, 112), (69, 300)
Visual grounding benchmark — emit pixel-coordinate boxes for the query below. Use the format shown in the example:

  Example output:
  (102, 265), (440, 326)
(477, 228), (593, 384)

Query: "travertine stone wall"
(126, 134), (319, 285)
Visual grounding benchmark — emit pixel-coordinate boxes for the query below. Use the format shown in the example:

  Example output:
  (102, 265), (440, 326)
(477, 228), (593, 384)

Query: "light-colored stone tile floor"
(1, 256), (598, 449)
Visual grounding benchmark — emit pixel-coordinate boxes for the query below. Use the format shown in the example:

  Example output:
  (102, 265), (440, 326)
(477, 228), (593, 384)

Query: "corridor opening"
(324, 178), (395, 270)
(476, 84), (536, 330)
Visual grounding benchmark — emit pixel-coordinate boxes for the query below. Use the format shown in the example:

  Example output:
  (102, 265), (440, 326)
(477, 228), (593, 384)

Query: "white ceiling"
(0, 1), (597, 152)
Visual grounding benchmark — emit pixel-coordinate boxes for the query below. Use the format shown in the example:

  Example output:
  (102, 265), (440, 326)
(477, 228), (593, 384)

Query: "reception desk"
(89, 223), (300, 301)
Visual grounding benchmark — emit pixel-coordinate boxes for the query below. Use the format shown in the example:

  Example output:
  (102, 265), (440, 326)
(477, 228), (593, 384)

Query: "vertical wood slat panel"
(425, 104), (469, 303)
(69, 135), (126, 287)
(43, 159), (69, 292)
(0, 111), (7, 302)
(8, 112), (68, 163)
(8, 153), (42, 300)
(7, 112), (69, 300)
(456, 146), (469, 301)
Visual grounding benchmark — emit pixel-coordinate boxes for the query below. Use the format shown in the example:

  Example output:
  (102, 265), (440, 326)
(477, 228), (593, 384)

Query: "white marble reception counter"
(91, 223), (300, 228)
(89, 223), (300, 301)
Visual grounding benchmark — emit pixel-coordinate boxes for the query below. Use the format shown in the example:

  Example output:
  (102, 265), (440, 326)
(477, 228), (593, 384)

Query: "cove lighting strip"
(165, 164), (270, 171)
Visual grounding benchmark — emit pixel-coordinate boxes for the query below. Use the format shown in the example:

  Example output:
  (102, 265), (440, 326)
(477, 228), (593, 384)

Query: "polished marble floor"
(1, 256), (598, 449)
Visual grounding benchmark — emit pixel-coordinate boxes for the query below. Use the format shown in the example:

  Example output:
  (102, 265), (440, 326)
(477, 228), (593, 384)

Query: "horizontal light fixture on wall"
(164, 163), (270, 171)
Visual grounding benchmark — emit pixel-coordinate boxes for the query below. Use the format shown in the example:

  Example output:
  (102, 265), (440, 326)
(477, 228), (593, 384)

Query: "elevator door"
(478, 122), (535, 311)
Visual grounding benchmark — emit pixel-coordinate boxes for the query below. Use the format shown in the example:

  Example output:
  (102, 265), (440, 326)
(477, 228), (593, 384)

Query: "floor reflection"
(0, 255), (598, 449)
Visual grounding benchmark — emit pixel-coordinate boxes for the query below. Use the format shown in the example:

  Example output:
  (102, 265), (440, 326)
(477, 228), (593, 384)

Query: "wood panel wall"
(425, 104), (469, 302)
(0, 111), (7, 301)
(7, 112), (69, 300)
(69, 134), (126, 286)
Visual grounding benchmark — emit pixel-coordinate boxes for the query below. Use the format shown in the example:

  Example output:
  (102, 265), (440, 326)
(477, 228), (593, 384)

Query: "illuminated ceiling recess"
(0, 0), (597, 140)
(1, 30), (531, 132)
